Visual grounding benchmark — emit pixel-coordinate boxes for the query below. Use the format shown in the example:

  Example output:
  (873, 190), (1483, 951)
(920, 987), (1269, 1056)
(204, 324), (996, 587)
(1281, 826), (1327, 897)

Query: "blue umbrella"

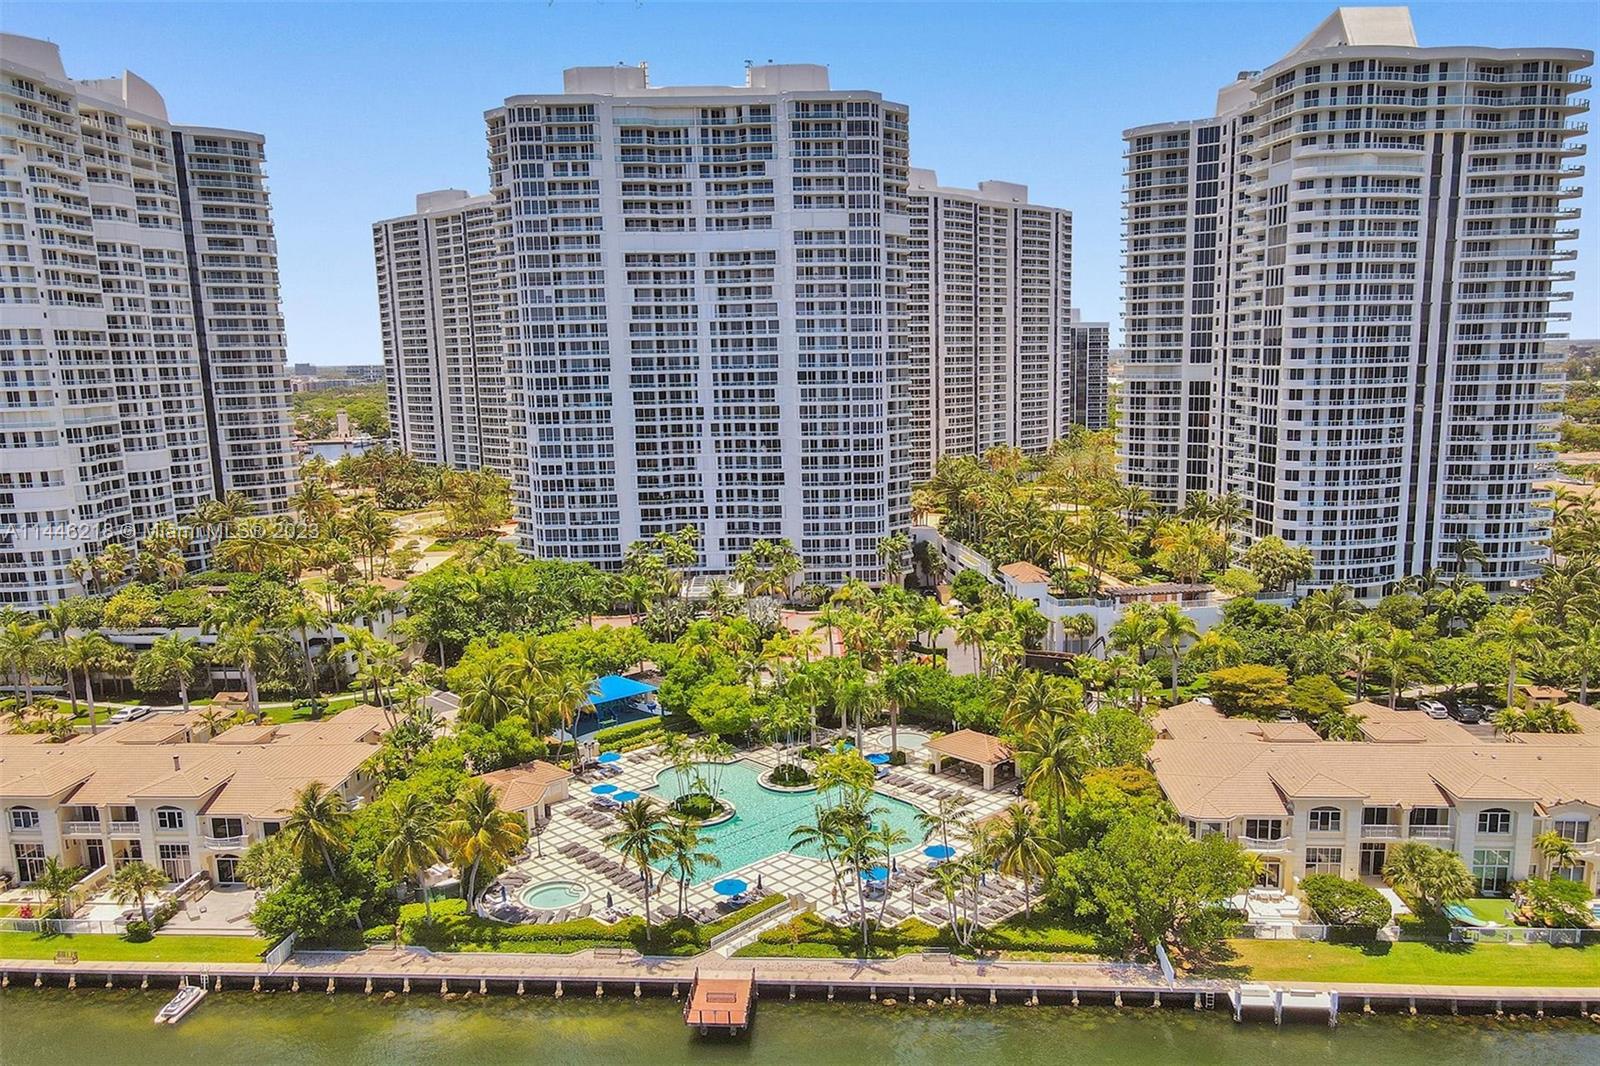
(612, 790), (640, 803)
(598, 751), (622, 764)
(859, 865), (889, 883)
(589, 783), (617, 795)
(865, 753), (891, 766)
(713, 878), (749, 896)
(923, 844), (955, 860)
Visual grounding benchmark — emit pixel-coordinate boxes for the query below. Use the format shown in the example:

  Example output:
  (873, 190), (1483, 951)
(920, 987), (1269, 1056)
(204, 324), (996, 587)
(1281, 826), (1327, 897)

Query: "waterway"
(2, 989), (1598, 1065)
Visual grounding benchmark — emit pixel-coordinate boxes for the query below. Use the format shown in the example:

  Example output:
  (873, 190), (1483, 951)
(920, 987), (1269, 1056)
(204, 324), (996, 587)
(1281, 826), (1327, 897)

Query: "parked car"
(1449, 704), (1488, 725)
(108, 705), (152, 724)
(1417, 699), (1450, 719)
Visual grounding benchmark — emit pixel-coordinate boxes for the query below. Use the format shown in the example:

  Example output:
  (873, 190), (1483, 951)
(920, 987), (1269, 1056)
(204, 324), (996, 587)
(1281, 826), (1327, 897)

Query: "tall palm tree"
(663, 821), (720, 916)
(0, 620), (49, 709)
(277, 599), (326, 696)
(211, 620), (282, 720)
(1014, 716), (1087, 829)
(107, 860), (166, 921)
(446, 779), (526, 905)
(1486, 606), (1544, 709)
(131, 634), (207, 715)
(1151, 602), (1198, 699)
(1374, 628), (1429, 710)
(34, 857), (84, 918)
(540, 668), (594, 767)
(604, 798), (671, 930)
(983, 803), (1055, 917)
(378, 792), (445, 922)
(282, 781), (349, 880)
(60, 632), (127, 734)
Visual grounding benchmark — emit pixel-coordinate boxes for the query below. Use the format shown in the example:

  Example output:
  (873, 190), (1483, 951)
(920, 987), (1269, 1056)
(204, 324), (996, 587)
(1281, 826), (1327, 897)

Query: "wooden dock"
(684, 970), (755, 1036)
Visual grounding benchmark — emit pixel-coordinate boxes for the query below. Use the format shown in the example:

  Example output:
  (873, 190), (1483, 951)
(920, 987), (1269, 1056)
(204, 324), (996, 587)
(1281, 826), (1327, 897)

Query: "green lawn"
(259, 694), (363, 724)
(734, 911), (1105, 961)
(1211, 938), (1600, 987)
(0, 932), (269, 964)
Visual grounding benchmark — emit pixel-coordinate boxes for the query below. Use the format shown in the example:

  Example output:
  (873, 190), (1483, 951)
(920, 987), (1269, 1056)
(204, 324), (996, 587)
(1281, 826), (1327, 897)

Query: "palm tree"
(539, 668), (594, 767)
(211, 620), (282, 720)
(282, 781), (350, 880)
(1486, 606), (1544, 709)
(107, 860), (166, 921)
(1383, 840), (1474, 912)
(1014, 716), (1087, 828)
(131, 634), (207, 715)
(277, 600), (326, 696)
(378, 792), (445, 923)
(60, 632), (127, 734)
(1151, 602), (1198, 699)
(34, 858), (84, 918)
(914, 793), (970, 857)
(1534, 829), (1581, 875)
(1107, 603), (1159, 664)
(0, 620), (49, 710)
(663, 821), (720, 916)
(983, 803), (1055, 917)
(604, 798), (671, 930)
(932, 860), (971, 944)
(446, 779), (527, 905)
(1374, 628), (1429, 710)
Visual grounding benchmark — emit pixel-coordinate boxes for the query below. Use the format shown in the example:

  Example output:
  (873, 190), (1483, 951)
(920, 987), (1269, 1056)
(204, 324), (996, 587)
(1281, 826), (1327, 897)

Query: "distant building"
(1120, 7), (1589, 596)
(0, 35), (297, 608)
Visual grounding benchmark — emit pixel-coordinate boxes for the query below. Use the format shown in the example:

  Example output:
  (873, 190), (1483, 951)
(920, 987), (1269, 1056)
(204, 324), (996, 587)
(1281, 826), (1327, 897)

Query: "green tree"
(1151, 602), (1198, 699)
(663, 821), (720, 916)
(604, 798), (671, 931)
(212, 620), (283, 720)
(131, 634), (207, 714)
(107, 860), (166, 922)
(34, 857), (85, 918)
(1205, 664), (1290, 719)
(282, 781), (350, 880)
(59, 632), (128, 734)
(1382, 841), (1474, 912)
(378, 792), (446, 923)
(445, 779), (526, 905)
(981, 802), (1055, 917)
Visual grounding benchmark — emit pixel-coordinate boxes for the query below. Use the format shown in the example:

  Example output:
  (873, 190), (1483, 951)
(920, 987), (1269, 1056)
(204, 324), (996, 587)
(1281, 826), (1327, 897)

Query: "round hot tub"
(518, 879), (589, 911)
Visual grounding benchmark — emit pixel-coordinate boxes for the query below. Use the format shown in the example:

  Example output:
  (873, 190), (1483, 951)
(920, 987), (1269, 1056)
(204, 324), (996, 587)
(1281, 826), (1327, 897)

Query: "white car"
(108, 705), (153, 724)
(1417, 700), (1450, 720)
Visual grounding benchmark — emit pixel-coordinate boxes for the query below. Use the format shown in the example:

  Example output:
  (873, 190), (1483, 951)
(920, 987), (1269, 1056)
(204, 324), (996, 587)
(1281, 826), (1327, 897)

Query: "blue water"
(645, 760), (927, 882)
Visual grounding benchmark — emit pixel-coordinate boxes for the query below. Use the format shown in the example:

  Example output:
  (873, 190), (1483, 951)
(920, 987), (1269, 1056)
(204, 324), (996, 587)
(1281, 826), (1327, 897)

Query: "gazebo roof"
(926, 728), (1011, 766)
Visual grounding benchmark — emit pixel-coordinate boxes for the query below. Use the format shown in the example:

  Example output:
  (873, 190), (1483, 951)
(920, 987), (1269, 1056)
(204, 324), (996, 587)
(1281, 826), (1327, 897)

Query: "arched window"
(7, 806), (39, 831)
(1308, 806), (1342, 833)
(155, 806), (186, 831)
(1477, 808), (1512, 835)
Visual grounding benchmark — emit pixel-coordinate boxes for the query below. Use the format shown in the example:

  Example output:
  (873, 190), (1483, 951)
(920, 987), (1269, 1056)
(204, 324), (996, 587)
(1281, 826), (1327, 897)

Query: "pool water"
(519, 879), (588, 910)
(646, 760), (927, 882)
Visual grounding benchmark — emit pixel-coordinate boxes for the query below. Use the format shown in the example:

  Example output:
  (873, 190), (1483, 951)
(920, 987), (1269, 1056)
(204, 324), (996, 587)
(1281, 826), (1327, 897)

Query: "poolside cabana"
(475, 760), (572, 825)
(926, 729), (1013, 790)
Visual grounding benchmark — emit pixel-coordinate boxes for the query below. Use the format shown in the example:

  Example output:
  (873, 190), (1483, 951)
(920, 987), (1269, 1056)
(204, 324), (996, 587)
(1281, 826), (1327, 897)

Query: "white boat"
(154, 982), (207, 1025)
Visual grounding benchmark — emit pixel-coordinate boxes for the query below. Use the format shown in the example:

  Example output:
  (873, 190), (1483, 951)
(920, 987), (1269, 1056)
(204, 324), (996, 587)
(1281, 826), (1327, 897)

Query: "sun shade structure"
(589, 675), (658, 706)
(712, 878), (749, 896)
(925, 729), (1013, 789)
(589, 783), (617, 795)
(597, 751), (622, 764)
(611, 790), (640, 803)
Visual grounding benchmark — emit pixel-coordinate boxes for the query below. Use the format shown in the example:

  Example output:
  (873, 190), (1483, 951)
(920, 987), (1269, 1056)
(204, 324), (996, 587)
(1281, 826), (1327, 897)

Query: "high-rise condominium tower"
(373, 189), (509, 475)
(0, 35), (296, 608)
(1121, 7), (1589, 596)
(484, 64), (910, 584)
(904, 169), (1100, 484)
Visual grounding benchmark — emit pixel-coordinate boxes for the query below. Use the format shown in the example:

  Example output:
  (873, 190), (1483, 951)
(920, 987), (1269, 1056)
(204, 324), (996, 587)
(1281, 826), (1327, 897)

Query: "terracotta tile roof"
(475, 760), (571, 812)
(926, 729), (1011, 766)
(997, 561), (1050, 585)
(0, 706), (390, 819)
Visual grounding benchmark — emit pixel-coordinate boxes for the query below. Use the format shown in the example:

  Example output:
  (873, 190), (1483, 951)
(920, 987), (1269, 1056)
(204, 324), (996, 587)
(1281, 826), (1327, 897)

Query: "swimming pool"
(646, 760), (927, 883)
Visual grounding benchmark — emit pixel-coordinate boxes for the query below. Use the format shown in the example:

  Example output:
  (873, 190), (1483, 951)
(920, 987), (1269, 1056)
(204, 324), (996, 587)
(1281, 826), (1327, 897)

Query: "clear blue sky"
(8, 1), (1596, 364)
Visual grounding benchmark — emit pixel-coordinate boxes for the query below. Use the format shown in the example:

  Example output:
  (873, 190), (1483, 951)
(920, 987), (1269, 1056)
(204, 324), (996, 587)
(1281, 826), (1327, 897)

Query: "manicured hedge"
(1301, 874), (1391, 928)
(593, 719), (665, 748)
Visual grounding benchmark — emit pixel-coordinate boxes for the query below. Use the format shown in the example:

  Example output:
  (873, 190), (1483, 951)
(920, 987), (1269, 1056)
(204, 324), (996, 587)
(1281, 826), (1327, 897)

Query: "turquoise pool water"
(518, 879), (587, 910)
(645, 760), (927, 882)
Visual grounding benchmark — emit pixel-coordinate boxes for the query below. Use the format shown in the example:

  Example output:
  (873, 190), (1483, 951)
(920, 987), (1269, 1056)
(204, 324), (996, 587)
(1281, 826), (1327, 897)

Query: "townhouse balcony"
(1238, 835), (1292, 850)
(1408, 825), (1455, 841)
(203, 835), (247, 850)
(108, 821), (140, 836)
(1360, 824), (1403, 840)
(62, 821), (102, 837)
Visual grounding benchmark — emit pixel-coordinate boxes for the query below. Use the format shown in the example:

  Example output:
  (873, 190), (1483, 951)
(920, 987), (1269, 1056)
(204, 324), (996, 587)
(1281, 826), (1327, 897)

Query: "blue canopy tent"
(557, 675), (662, 741)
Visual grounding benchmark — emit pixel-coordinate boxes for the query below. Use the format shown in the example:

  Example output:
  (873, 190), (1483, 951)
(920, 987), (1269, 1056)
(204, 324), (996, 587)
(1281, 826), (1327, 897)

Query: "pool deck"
(519, 739), (1015, 926)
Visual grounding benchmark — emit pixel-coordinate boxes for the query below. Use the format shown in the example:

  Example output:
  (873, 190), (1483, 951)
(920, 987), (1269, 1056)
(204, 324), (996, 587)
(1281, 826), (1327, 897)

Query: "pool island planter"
(664, 797), (738, 828)
(756, 767), (817, 794)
